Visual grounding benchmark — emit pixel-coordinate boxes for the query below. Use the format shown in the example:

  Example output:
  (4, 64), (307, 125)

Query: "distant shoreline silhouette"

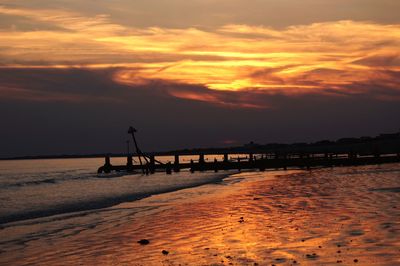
(1, 130), (399, 161)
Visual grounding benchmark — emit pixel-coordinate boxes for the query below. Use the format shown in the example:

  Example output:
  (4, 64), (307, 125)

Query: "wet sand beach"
(1, 164), (400, 265)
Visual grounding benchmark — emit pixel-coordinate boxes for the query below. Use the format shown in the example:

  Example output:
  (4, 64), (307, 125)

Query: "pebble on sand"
(306, 253), (318, 259)
(137, 239), (150, 245)
(162, 250), (169, 255)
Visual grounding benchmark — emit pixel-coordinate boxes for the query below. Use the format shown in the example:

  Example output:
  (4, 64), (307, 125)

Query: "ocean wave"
(0, 171), (230, 226)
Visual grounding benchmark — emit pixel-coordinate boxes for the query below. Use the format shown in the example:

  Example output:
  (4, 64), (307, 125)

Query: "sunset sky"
(1, 0), (400, 157)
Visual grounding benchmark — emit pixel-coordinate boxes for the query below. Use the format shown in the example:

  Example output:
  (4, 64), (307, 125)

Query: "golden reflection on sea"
(2, 165), (400, 265)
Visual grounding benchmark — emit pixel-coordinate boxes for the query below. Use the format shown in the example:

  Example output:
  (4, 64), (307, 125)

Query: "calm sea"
(0, 156), (230, 225)
(1, 160), (400, 265)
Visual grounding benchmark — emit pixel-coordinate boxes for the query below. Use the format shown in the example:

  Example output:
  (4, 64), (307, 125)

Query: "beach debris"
(337, 260), (343, 263)
(253, 197), (261, 200)
(137, 239), (150, 245)
(162, 250), (169, 255)
(239, 217), (244, 223)
(354, 259), (358, 263)
(305, 253), (318, 259)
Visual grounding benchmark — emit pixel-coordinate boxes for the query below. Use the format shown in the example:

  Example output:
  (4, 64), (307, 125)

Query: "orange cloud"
(1, 5), (400, 107)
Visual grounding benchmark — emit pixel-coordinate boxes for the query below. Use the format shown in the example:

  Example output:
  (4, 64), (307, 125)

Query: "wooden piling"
(249, 153), (254, 162)
(166, 162), (172, 174)
(149, 155), (155, 174)
(190, 159), (195, 173)
(199, 154), (205, 171)
(174, 154), (180, 172)
(97, 150), (400, 175)
(214, 158), (218, 172)
(104, 155), (111, 173)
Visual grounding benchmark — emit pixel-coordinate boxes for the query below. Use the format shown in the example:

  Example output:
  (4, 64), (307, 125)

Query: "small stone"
(137, 239), (150, 245)
(354, 259), (358, 263)
(337, 250), (341, 253)
(306, 253), (318, 259)
(162, 250), (169, 255)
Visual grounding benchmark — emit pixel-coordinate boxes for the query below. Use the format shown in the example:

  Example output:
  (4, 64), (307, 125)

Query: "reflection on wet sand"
(2, 164), (400, 265)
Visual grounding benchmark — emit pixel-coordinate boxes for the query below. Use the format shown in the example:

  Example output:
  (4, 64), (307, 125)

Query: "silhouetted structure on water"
(98, 128), (400, 174)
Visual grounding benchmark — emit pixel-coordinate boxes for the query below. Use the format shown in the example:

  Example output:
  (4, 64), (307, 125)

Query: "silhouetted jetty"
(97, 127), (400, 174)
(98, 151), (400, 174)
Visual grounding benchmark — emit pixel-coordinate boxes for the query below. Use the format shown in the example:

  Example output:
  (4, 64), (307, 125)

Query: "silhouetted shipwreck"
(98, 127), (400, 174)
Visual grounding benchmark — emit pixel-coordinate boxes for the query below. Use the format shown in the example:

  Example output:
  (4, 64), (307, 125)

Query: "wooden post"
(104, 155), (111, 173)
(166, 162), (172, 175)
(249, 153), (254, 163)
(199, 154), (205, 171)
(199, 154), (205, 164)
(127, 155), (133, 166)
(190, 159), (195, 173)
(149, 155), (155, 174)
(174, 154), (180, 172)
(105, 155), (111, 166)
(127, 155), (133, 172)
